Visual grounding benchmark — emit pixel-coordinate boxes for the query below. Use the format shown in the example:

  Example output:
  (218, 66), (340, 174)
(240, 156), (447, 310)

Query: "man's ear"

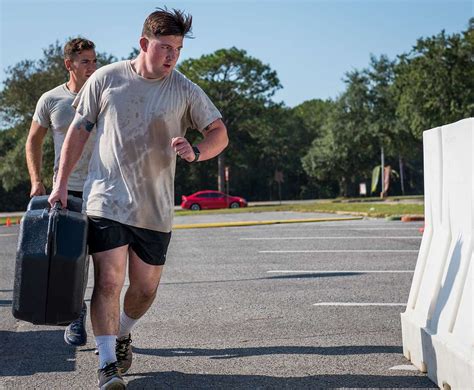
(64, 58), (72, 71)
(139, 37), (149, 52)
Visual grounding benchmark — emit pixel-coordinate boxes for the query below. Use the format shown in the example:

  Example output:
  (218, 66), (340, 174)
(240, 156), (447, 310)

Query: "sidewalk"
(1, 210), (363, 229)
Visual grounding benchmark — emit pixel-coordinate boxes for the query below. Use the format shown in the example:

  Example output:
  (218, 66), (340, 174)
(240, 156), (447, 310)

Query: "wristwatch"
(192, 146), (200, 162)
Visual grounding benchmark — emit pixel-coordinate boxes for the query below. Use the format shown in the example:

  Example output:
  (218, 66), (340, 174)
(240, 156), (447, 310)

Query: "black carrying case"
(12, 195), (89, 325)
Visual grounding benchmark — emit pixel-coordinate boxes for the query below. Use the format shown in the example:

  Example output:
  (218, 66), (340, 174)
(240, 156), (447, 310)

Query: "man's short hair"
(64, 38), (95, 60)
(142, 7), (193, 38)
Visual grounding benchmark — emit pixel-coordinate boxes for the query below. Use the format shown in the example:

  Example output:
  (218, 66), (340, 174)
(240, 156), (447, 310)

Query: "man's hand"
(48, 185), (68, 208)
(30, 181), (46, 197)
(171, 137), (196, 162)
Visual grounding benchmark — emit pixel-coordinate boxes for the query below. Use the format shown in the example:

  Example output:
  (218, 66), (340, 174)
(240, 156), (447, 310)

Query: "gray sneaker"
(116, 334), (133, 373)
(97, 361), (126, 389)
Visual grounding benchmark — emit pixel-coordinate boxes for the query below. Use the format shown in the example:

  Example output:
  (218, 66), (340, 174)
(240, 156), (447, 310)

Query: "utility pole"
(380, 145), (385, 198)
(225, 166), (230, 206)
(218, 154), (225, 192)
(274, 170), (284, 205)
(399, 155), (405, 196)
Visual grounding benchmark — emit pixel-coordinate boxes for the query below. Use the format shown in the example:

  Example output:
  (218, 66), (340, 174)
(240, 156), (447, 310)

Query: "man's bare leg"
(114, 248), (163, 373)
(123, 247), (164, 319)
(91, 245), (129, 335)
(91, 244), (129, 374)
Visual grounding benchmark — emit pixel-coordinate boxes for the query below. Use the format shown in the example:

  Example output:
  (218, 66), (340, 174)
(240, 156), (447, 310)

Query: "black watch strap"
(192, 146), (200, 162)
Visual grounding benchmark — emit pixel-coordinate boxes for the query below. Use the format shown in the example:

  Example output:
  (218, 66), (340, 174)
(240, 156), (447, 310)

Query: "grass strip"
(175, 202), (424, 218)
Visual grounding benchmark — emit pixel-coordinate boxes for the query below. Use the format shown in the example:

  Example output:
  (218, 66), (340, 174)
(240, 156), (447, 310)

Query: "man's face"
(67, 49), (97, 83)
(145, 35), (183, 78)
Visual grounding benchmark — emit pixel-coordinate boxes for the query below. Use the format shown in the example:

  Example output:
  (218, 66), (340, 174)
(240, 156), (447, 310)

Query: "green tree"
(394, 24), (474, 140)
(365, 55), (408, 196)
(302, 69), (381, 197)
(240, 104), (311, 200)
(289, 99), (334, 198)
(292, 98), (333, 139)
(366, 55), (398, 150)
(176, 47), (282, 200)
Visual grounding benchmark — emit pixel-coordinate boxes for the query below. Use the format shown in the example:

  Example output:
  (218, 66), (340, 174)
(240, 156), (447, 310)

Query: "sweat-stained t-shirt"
(73, 60), (222, 232)
(33, 83), (96, 191)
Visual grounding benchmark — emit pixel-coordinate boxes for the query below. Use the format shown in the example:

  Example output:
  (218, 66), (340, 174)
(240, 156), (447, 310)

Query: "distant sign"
(225, 166), (229, 182)
(359, 183), (367, 196)
(274, 170), (284, 183)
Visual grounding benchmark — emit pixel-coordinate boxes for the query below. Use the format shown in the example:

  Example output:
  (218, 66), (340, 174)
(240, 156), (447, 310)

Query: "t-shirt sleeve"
(32, 93), (51, 128)
(187, 83), (222, 132)
(72, 73), (102, 124)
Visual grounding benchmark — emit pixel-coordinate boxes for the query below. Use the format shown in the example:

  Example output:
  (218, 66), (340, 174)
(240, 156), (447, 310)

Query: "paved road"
(0, 212), (436, 389)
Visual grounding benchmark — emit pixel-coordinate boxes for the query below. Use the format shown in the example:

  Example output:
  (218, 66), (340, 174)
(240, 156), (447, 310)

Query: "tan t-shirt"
(73, 60), (221, 232)
(33, 83), (95, 191)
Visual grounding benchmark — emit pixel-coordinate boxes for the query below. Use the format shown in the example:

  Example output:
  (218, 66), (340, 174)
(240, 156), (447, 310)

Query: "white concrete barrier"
(401, 118), (473, 389)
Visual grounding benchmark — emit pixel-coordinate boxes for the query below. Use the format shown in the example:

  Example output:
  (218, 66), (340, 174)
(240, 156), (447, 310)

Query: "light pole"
(225, 166), (229, 206)
(399, 154), (405, 196)
(380, 145), (385, 198)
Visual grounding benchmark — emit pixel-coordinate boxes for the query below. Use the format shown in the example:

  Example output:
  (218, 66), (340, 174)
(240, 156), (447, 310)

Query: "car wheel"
(229, 202), (240, 209)
(190, 203), (201, 211)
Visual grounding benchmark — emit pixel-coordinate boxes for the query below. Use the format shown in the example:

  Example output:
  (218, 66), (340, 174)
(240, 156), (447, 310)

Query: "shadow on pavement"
(134, 345), (402, 359)
(125, 371), (436, 389)
(163, 272), (358, 286)
(267, 272), (363, 279)
(0, 330), (76, 376)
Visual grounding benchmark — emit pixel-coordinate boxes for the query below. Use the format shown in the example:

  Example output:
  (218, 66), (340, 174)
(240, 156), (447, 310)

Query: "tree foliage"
(394, 25), (474, 139)
(175, 47), (284, 201)
(302, 70), (379, 196)
(303, 22), (473, 197)
(0, 21), (472, 210)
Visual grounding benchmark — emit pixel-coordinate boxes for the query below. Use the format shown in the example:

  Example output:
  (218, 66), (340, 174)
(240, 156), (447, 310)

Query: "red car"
(181, 190), (248, 210)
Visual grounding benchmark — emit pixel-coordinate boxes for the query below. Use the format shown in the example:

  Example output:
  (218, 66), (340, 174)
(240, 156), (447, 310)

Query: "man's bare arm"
(25, 120), (48, 196)
(48, 113), (93, 207)
(198, 118), (229, 161)
(171, 118), (228, 163)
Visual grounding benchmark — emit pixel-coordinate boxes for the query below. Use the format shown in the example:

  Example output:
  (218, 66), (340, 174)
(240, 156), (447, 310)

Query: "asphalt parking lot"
(0, 212), (436, 389)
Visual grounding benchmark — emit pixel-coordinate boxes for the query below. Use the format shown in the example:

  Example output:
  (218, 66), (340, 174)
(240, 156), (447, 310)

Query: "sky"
(0, 0), (471, 107)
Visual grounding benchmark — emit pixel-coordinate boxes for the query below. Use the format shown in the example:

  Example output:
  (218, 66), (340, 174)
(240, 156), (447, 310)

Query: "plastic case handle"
(44, 202), (62, 256)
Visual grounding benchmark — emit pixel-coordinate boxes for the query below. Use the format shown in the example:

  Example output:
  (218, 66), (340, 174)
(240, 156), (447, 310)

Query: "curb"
(173, 216), (363, 229)
(385, 215), (402, 221)
(1, 216), (365, 229)
(401, 215), (425, 222)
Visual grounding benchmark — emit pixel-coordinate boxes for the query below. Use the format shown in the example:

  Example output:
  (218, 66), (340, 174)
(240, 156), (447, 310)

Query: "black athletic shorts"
(87, 216), (171, 266)
(68, 190), (83, 198)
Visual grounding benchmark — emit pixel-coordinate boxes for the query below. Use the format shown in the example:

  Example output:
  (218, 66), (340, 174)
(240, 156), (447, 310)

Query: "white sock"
(95, 335), (117, 368)
(118, 311), (139, 339)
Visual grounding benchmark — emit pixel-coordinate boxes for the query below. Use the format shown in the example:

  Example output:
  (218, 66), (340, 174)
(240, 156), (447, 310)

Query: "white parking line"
(242, 236), (421, 240)
(0, 233), (17, 237)
(389, 364), (419, 371)
(313, 302), (406, 307)
(267, 270), (414, 274)
(260, 250), (419, 253)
